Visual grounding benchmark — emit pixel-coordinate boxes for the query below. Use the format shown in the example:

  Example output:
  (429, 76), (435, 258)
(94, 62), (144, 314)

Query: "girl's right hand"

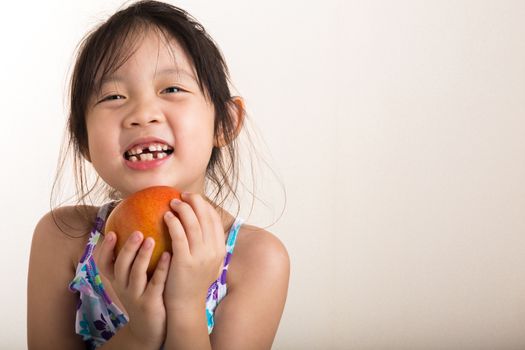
(95, 230), (171, 348)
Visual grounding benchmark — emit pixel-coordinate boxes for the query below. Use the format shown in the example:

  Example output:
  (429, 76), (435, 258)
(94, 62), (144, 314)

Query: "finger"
(144, 251), (171, 299)
(184, 193), (217, 246)
(128, 237), (155, 296)
(114, 231), (144, 287)
(96, 231), (116, 281)
(170, 195), (203, 249)
(164, 211), (190, 257)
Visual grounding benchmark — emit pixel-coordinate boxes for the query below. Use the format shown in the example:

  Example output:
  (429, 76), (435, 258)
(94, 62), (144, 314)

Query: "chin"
(115, 180), (173, 198)
(113, 176), (203, 198)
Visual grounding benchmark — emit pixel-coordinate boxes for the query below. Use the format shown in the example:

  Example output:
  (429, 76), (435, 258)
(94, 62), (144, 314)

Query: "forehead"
(94, 27), (197, 87)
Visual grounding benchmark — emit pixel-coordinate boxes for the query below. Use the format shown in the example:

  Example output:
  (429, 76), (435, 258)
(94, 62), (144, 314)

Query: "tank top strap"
(223, 216), (244, 268)
(78, 202), (116, 264)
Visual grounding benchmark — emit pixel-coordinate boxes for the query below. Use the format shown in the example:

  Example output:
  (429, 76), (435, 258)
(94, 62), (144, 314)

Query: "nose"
(123, 98), (165, 128)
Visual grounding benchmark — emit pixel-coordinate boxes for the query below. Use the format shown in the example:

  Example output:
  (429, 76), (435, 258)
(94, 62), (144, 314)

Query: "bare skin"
(27, 203), (289, 349)
(29, 27), (289, 350)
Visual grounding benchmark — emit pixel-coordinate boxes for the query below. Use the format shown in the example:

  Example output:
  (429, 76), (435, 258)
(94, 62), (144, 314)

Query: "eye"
(163, 86), (182, 94)
(99, 94), (125, 103)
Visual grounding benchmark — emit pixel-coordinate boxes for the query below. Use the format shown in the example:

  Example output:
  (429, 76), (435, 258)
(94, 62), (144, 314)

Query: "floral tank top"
(68, 201), (243, 349)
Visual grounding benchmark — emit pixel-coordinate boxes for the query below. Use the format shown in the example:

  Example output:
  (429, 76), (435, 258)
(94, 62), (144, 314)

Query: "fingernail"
(132, 231), (142, 242)
(165, 211), (174, 219)
(105, 232), (114, 242)
(171, 198), (181, 205)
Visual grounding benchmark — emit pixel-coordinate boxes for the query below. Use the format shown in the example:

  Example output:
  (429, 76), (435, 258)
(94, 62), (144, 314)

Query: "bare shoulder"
(28, 205), (99, 349)
(34, 205), (98, 235)
(231, 224), (290, 283)
(32, 205), (99, 268)
(211, 224), (290, 348)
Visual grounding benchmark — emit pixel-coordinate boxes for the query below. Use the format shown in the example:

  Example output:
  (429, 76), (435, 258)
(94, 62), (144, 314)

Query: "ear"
(214, 96), (245, 148)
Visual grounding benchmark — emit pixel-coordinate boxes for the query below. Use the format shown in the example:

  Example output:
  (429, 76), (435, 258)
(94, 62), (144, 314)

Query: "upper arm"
(27, 208), (89, 350)
(210, 228), (290, 349)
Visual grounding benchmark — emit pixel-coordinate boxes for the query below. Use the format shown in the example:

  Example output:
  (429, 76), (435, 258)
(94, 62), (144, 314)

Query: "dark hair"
(51, 0), (280, 235)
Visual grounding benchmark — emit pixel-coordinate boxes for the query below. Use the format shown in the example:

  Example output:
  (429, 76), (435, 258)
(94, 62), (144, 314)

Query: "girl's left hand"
(162, 192), (226, 309)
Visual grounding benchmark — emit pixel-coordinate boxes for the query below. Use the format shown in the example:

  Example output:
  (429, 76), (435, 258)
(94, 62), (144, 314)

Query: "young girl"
(27, 1), (289, 349)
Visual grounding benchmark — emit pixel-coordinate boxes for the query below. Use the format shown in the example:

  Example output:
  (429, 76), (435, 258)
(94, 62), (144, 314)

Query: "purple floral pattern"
(68, 201), (243, 348)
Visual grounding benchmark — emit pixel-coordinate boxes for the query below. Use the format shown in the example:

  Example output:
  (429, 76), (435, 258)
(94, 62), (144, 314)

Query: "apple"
(104, 186), (181, 277)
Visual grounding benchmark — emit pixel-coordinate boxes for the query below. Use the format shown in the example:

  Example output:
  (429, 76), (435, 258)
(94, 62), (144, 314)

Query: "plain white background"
(1, 1), (525, 349)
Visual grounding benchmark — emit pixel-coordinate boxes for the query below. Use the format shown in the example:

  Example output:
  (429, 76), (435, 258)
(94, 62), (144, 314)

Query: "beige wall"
(1, 1), (524, 349)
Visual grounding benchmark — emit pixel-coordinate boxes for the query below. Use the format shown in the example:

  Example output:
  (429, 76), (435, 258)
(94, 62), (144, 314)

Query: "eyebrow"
(99, 68), (197, 86)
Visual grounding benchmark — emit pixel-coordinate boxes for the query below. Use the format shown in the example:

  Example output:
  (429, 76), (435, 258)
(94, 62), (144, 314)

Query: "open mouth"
(124, 142), (174, 162)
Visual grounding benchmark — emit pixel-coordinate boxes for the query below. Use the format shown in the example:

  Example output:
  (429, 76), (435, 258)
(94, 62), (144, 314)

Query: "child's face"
(85, 29), (216, 197)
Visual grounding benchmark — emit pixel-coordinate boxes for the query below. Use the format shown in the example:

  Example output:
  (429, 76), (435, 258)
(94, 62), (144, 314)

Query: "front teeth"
(126, 142), (173, 162)
(141, 153), (154, 161)
(127, 143), (170, 156)
(130, 153), (153, 162)
(147, 144), (168, 152)
(128, 152), (168, 162)
(128, 147), (143, 156)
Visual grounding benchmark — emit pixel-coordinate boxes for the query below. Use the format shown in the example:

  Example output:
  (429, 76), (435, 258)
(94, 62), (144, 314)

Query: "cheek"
(174, 103), (215, 141)
(86, 120), (121, 162)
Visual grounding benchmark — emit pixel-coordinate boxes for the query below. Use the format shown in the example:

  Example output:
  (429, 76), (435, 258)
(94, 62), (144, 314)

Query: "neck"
(216, 206), (237, 236)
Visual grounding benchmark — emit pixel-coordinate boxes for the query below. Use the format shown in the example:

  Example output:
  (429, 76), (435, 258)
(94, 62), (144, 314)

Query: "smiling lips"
(123, 141), (174, 170)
